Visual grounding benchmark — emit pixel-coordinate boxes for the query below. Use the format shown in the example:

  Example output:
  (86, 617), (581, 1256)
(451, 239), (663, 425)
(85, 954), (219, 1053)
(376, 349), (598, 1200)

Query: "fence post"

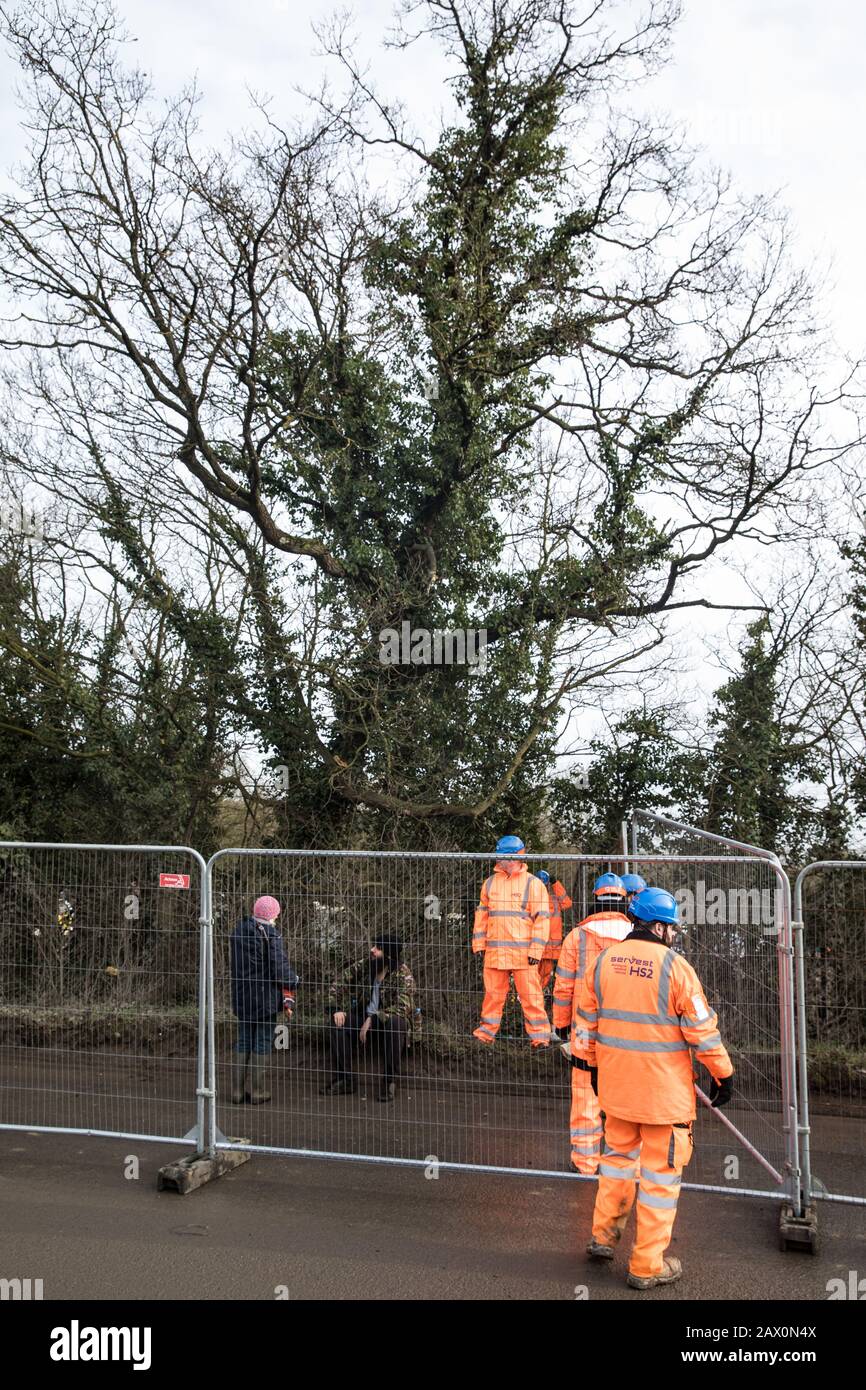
(790, 880), (812, 1211)
(194, 849), (214, 1158)
(773, 863), (801, 1212)
(206, 856), (217, 1159)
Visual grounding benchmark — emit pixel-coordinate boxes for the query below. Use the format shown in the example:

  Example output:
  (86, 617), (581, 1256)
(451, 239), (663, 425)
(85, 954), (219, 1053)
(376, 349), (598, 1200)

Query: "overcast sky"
(3, 0), (860, 347)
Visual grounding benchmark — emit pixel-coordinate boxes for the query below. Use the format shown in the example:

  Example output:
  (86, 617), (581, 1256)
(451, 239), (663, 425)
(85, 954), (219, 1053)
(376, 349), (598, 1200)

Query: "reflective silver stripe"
(680, 1009), (718, 1029)
(579, 931), (586, 974)
(556, 967), (578, 981)
(596, 1035), (689, 1053)
(573, 1145), (602, 1157)
(535, 910), (552, 919)
(489, 909), (529, 918)
(521, 878), (532, 910)
(481, 1016), (500, 1025)
(637, 1188), (679, 1210)
(640, 1167), (681, 1186)
(485, 938), (532, 947)
(694, 1032), (723, 1052)
(603, 1146), (640, 1161)
(571, 1125), (603, 1138)
(472, 930), (486, 937)
(594, 951), (605, 1010)
(553, 995), (571, 1006)
(599, 1162), (637, 1180)
(599, 1007), (680, 1026)
(574, 1027), (594, 1044)
(576, 1007), (597, 1022)
(475, 1025), (497, 1037)
(658, 948), (676, 1016)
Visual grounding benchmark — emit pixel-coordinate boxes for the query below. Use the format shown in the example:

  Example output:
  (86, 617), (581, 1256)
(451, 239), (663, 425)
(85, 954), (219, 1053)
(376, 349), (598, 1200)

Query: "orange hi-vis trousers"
(592, 1114), (694, 1278)
(473, 965), (551, 1046)
(569, 1066), (603, 1174)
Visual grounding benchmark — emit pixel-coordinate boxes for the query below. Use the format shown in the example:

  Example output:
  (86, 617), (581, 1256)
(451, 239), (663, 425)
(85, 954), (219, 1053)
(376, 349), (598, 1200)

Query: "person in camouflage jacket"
(321, 935), (415, 1103)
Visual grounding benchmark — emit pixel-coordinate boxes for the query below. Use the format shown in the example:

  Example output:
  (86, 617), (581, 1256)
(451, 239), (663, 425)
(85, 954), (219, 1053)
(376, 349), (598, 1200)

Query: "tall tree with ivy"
(0, 1), (860, 847)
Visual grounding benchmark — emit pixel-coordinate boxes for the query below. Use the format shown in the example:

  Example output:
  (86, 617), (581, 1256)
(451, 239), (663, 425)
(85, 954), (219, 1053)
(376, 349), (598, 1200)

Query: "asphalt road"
(1, 1129), (863, 1301)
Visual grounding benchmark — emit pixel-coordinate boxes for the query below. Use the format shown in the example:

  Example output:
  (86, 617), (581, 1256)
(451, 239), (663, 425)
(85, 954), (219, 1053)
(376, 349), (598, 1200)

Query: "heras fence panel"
(0, 842), (207, 1147)
(207, 849), (793, 1200)
(793, 861), (866, 1208)
(631, 809), (781, 865)
(630, 812), (798, 1206)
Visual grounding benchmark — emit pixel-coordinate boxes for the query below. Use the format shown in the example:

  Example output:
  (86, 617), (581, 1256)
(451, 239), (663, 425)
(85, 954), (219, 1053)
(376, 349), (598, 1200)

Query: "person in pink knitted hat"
(229, 894), (298, 1104)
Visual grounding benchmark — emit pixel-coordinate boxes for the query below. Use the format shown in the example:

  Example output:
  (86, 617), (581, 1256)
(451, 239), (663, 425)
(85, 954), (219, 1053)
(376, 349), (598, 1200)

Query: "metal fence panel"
(631, 812), (799, 1203)
(0, 842), (207, 1147)
(794, 861), (866, 1207)
(208, 849), (793, 1199)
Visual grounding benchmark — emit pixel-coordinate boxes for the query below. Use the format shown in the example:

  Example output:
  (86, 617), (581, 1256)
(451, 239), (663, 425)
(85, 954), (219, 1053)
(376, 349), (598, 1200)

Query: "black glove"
(709, 1075), (733, 1108)
(573, 1056), (599, 1092)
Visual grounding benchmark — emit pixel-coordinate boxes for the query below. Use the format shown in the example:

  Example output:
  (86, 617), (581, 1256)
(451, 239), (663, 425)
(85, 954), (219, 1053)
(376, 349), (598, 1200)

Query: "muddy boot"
(626, 1256), (683, 1290)
(586, 1238), (616, 1260)
(246, 1055), (271, 1104)
(230, 1053), (249, 1104)
(590, 1206), (630, 1246)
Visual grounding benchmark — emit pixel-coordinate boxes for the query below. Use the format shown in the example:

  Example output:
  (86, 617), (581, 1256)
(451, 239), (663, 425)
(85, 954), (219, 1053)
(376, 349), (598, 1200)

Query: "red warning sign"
(159, 873), (190, 889)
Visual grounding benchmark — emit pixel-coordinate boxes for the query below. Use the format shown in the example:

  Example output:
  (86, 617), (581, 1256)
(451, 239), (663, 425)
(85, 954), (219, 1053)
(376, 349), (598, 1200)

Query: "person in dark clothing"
(320, 935), (415, 1103)
(229, 895), (298, 1104)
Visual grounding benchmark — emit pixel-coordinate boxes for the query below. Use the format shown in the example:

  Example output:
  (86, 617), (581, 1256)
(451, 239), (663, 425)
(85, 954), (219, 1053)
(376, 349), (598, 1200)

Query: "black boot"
(320, 1076), (356, 1096)
(377, 1079), (396, 1103)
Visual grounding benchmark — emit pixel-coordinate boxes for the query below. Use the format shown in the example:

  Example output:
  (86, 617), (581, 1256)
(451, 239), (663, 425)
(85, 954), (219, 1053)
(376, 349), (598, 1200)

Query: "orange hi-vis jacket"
(553, 911), (631, 1055)
(472, 863), (551, 970)
(574, 934), (733, 1124)
(541, 880), (572, 961)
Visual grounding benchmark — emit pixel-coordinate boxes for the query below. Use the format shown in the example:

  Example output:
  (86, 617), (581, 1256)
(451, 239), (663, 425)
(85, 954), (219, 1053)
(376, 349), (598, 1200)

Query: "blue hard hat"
(593, 872), (626, 899)
(629, 886), (679, 927)
(622, 873), (647, 895)
(536, 869), (550, 886)
(495, 834), (525, 856)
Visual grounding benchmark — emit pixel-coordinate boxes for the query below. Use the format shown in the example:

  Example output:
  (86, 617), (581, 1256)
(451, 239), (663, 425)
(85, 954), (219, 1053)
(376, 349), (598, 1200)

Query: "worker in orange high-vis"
(574, 886), (734, 1290)
(535, 869), (572, 992)
(472, 835), (551, 1047)
(552, 872), (630, 1173)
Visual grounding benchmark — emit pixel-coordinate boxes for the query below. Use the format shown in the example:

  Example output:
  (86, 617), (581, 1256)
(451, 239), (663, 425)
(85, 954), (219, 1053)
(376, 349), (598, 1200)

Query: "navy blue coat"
(230, 917), (299, 1022)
